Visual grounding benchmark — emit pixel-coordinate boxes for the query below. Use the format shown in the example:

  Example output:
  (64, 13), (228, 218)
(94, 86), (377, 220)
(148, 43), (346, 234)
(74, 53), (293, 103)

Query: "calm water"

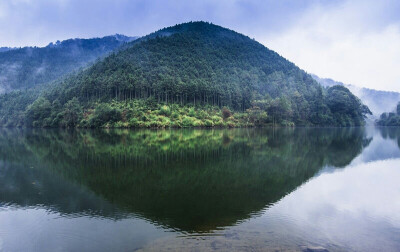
(0, 127), (399, 251)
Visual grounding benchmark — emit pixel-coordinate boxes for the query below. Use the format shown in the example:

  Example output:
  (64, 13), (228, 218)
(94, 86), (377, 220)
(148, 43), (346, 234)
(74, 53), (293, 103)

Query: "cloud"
(0, 0), (399, 91)
(0, 0), (317, 47)
(265, 158), (400, 251)
(263, 0), (400, 92)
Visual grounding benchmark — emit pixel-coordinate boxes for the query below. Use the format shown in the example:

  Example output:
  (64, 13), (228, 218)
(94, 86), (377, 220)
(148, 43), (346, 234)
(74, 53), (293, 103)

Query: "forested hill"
(0, 34), (137, 93)
(312, 74), (400, 116)
(0, 47), (16, 53)
(376, 102), (400, 126)
(55, 21), (321, 112)
(0, 22), (371, 128)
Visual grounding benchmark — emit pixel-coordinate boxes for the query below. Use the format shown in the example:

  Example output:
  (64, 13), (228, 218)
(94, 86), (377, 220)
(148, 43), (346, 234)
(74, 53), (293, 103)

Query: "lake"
(0, 127), (399, 251)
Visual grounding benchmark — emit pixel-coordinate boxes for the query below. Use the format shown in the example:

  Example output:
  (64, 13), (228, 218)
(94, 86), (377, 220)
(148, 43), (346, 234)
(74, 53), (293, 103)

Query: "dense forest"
(376, 102), (400, 126)
(0, 47), (16, 53)
(0, 34), (136, 93)
(0, 22), (371, 128)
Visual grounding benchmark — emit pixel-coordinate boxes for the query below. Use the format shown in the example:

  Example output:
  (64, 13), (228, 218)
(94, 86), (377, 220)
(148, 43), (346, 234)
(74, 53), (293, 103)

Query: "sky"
(0, 0), (400, 92)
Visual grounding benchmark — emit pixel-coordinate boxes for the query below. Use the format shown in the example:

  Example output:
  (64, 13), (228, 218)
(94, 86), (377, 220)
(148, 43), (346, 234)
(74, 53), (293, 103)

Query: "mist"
(0, 35), (135, 93)
(312, 74), (400, 117)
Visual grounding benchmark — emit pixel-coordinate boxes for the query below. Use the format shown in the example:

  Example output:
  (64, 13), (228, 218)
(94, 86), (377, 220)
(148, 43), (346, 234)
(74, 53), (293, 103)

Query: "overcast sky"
(1, 0), (399, 92)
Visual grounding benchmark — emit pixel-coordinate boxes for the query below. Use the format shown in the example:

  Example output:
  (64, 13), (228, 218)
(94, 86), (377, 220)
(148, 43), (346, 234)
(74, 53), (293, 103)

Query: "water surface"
(0, 127), (399, 251)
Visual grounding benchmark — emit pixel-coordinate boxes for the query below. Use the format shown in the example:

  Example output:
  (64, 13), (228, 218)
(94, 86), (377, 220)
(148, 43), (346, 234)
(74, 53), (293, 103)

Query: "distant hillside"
(0, 22), (371, 128)
(312, 74), (400, 116)
(0, 47), (16, 53)
(376, 102), (400, 126)
(0, 34), (137, 93)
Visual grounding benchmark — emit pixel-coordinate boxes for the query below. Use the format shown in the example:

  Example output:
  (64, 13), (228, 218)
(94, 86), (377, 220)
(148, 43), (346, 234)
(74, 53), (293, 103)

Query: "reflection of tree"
(0, 128), (370, 233)
(0, 161), (122, 217)
(378, 127), (400, 149)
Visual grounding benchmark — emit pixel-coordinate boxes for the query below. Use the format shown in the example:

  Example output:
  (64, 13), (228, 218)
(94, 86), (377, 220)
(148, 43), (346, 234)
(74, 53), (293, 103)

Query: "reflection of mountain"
(0, 161), (122, 216)
(345, 127), (400, 164)
(378, 127), (400, 150)
(0, 128), (370, 233)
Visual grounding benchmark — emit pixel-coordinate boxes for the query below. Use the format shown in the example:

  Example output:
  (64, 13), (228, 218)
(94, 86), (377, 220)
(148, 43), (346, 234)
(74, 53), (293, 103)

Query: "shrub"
(181, 116), (197, 127)
(188, 108), (196, 117)
(25, 97), (52, 127)
(197, 110), (208, 119)
(211, 115), (223, 126)
(159, 105), (171, 116)
(62, 97), (82, 127)
(129, 118), (140, 127)
(171, 111), (179, 119)
(204, 119), (213, 127)
(89, 104), (122, 127)
(222, 107), (232, 119)
(192, 119), (204, 127)
(158, 116), (171, 127)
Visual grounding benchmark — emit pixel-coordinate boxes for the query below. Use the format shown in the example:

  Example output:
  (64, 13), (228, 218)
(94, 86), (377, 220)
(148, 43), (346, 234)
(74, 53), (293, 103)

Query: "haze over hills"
(312, 74), (400, 117)
(0, 47), (16, 53)
(0, 34), (137, 94)
(0, 22), (371, 128)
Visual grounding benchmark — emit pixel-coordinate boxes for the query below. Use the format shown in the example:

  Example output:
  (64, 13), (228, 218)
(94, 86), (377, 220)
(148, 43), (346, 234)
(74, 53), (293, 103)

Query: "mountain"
(311, 74), (400, 116)
(0, 47), (16, 53)
(0, 34), (137, 94)
(0, 21), (370, 128)
(376, 102), (400, 126)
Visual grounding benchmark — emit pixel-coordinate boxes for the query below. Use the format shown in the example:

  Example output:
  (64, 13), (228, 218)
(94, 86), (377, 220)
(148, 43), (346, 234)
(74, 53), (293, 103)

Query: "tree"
(397, 102), (400, 116)
(0, 22), (372, 128)
(327, 85), (371, 126)
(89, 104), (122, 127)
(222, 107), (232, 120)
(246, 106), (268, 126)
(25, 97), (52, 127)
(62, 98), (82, 127)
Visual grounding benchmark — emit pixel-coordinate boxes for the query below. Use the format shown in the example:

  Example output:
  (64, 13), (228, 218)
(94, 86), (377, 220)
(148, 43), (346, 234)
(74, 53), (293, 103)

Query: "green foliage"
(40, 21), (331, 123)
(159, 105), (171, 116)
(61, 97), (82, 127)
(25, 97), (52, 127)
(188, 108), (196, 117)
(326, 86), (372, 126)
(246, 106), (268, 126)
(181, 116), (201, 127)
(89, 104), (122, 127)
(17, 99), (267, 128)
(0, 90), (39, 127)
(0, 22), (371, 128)
(377, 102), (400, 126)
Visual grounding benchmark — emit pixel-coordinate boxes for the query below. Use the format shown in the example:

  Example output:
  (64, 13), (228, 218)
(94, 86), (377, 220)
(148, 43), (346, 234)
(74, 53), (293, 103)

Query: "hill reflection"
(0, 128), (371, 233)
